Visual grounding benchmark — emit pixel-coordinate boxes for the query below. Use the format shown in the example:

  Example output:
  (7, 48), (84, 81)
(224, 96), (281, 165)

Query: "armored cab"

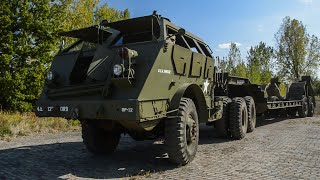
(37, 13), (313, 165)
(36, 13), (225, 164)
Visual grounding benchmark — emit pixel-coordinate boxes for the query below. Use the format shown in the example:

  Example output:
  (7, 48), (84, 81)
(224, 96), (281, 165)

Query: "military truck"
(36, 12), (316, 165)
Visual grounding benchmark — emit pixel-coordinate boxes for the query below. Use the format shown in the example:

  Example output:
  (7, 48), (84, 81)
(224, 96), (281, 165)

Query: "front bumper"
(35, 99), (139, 121)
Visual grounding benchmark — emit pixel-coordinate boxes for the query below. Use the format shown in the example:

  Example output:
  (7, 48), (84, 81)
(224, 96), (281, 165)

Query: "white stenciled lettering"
(37, 107), (43, 112)
(122, 108), (134, 113)
(60, 106), (69, 112)
(158, 69), (171, 74)
(47, 106), (53, 112)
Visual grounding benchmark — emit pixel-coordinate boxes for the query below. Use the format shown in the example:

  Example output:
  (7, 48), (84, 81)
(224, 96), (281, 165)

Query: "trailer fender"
(169, 83), (209, 123)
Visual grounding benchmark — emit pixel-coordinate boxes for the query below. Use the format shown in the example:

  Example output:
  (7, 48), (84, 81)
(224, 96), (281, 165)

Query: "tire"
(214, 97), (232, 137)
(245, 96), (256, 133)
(287, 108), (297, 118)
(298, 97), (308, 118)
(165, 98), (199, 165)
(81, 120), (120, 155)
(229, 97), (248, 140)
(307, 96), (315, 117)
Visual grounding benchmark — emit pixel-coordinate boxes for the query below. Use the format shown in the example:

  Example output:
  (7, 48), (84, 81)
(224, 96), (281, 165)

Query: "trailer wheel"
(81, 120), (120, 155)
(214, 97), (232, 137)
(298, 97), (308, 118)
(165, 98), (199, 165)
(286, 108), (297, 118)
(245, 96), (256, 133)
(230, 97), (248, 140)
(307, 96), (314, 117)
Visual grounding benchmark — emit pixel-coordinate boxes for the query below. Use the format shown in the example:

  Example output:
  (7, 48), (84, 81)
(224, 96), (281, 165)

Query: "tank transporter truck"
(36, 13), (316, 165)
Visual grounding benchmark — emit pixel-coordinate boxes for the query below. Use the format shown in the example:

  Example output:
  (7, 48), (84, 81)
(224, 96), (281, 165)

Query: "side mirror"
(177, 28), (186, 36)
(100, 20), (109, 27)
(166, 28), (186, 40)
(59, 39), (65, 52)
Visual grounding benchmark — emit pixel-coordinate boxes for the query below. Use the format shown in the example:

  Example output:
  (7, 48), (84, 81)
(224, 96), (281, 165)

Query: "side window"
(167, 26), (211, 57)
(184, 36), (204, 54)
(167, 27), (189, 49)
(198, 42), (212, 57)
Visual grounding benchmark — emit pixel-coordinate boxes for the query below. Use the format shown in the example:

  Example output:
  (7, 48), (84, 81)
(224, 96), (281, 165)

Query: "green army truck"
(36, 12), (316, 165)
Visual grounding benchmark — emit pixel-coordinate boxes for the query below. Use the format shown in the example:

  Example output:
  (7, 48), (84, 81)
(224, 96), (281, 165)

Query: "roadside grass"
(0, 112), (80, 141)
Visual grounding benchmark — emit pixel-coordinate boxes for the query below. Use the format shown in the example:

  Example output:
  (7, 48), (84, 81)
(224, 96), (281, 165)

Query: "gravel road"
(1, 115), (320, 179)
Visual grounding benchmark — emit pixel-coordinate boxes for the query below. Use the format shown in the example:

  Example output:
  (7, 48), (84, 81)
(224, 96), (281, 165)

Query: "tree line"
(221, 16), (320, 95)
(0, 0), (130, 111)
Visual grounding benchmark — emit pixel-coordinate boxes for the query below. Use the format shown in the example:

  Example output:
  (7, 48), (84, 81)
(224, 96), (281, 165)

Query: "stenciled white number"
(47, 106), (53, 112)
(37, 107), (43, 112)
(60, 106), (69, 112)
(122, 108), (133, 113)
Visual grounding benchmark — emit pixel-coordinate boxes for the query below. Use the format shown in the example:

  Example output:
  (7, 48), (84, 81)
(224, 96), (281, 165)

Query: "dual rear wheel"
(215, 96), (256, 139)
(229, 96), (256, 139)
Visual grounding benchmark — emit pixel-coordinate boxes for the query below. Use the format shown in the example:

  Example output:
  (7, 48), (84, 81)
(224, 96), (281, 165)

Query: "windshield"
(63, 40), (97, 53)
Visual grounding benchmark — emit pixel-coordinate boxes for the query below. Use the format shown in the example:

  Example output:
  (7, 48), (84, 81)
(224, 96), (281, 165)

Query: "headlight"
(113, 64), (123, 76)
(47, 71), (54, 81)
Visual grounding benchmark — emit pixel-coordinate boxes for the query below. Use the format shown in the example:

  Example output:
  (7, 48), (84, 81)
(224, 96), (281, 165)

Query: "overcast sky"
(103, 0), (320, 59)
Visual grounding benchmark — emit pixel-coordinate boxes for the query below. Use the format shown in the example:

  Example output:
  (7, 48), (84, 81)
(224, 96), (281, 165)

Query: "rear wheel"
(81, 120), (121, 155)
(229, 97), (248, 140)
(165, 98), (199, 165)
(245, 96), (256, 133)
(298, 97), (308, 118)
(214, 97), (232, 137)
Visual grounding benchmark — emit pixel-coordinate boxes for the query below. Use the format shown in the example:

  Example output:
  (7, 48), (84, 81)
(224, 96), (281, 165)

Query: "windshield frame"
(108, 15), (162, 47)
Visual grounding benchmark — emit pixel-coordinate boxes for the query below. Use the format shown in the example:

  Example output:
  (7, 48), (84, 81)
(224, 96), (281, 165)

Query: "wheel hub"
(186, 115), (197, 144)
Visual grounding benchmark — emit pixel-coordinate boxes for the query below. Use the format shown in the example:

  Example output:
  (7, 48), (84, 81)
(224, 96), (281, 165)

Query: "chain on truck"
(36, 12), (316, 165)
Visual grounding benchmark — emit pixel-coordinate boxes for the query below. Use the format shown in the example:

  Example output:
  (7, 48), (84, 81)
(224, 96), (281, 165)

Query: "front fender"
(169, 83), (209, 123)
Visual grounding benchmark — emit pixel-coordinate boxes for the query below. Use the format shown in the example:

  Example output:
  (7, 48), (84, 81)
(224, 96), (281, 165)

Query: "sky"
(102, 0), (320, 59)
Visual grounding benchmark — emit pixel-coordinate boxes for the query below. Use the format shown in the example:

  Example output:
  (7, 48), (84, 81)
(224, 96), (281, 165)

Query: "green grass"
(0, 112), (80, 141)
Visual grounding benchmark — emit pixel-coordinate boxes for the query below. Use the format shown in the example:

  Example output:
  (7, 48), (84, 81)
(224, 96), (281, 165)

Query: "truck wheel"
(165, 98), (199, 165)
(245, 96), (256, 133)
(214, 97), (232, 137)
(230, 97), (248, 140)
(298, 97), (308, 118)
(81, 120), (120, 155)
(307, 96), (314, 117)
(287, 108), (297, 118)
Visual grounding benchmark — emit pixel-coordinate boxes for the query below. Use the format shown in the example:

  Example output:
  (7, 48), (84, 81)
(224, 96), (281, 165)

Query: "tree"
(95, 4), (130, 23)
(0, 0), (130, 111)
(0, 0), (71, 111)
(304, 35), (320, 77)
(247, 42), (274, 84)
(62, 0), (130, 47)
(227, 43), (247, 77)
(275, 16), (320, 81)
(224, 43), (239, 73)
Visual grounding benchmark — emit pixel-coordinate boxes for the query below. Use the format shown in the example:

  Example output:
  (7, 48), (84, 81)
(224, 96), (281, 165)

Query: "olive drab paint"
(36, 13), (220, 130)
(35, 13), (316, 165)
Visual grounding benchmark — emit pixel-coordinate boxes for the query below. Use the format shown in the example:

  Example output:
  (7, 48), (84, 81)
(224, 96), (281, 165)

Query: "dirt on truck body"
(36, 12), (316, 165)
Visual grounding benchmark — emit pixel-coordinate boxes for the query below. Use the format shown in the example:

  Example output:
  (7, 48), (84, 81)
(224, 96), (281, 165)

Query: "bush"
(0, 112), (80, 141)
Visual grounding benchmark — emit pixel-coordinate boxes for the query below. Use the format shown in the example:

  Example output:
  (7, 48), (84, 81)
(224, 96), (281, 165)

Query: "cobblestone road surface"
(1, 116), (320, 180)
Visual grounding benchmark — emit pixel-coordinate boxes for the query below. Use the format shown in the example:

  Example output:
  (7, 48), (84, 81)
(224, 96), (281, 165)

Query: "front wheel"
(165, 98), (199, 165)
(81, 120), (121, 155)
